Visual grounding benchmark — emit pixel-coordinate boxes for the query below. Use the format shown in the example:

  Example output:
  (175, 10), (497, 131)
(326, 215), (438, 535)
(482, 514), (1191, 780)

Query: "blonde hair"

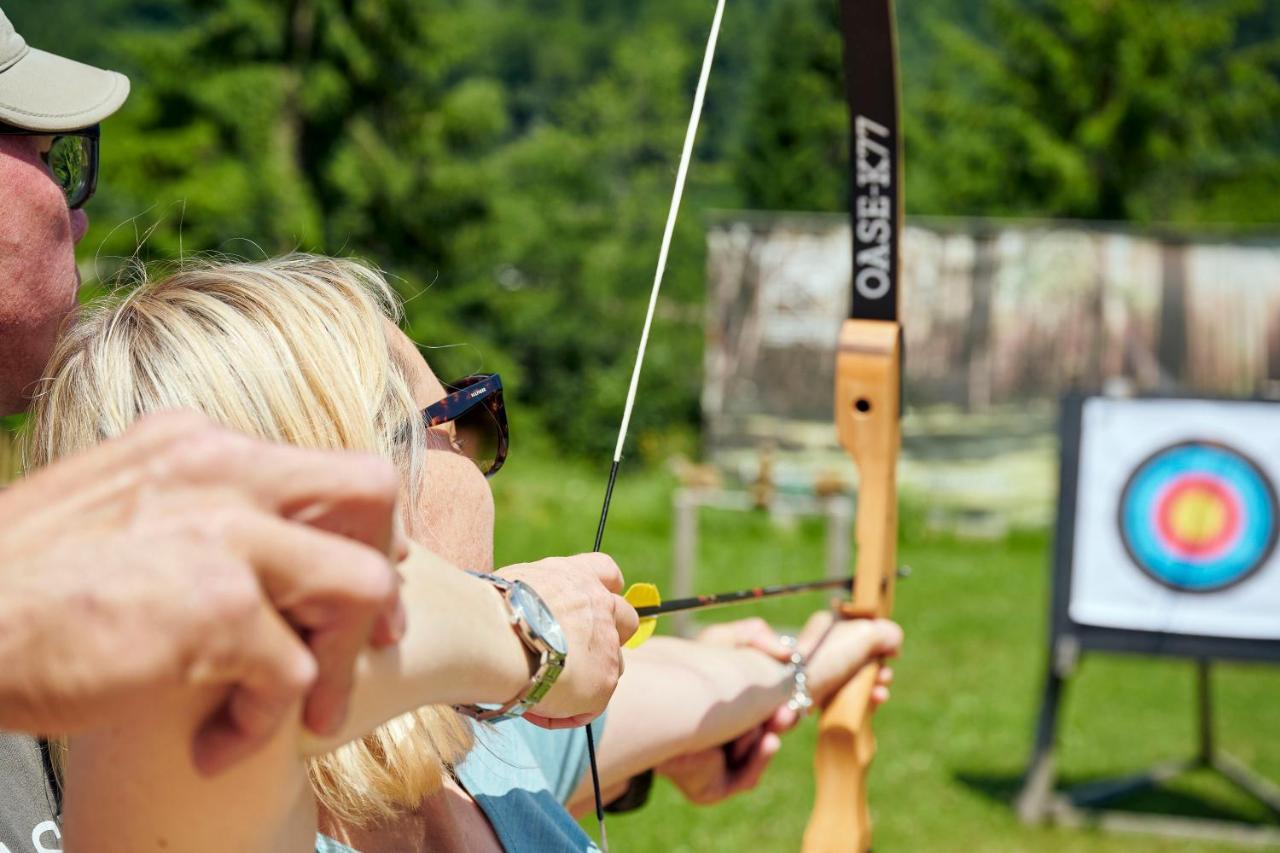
(27, 254), (473, 825)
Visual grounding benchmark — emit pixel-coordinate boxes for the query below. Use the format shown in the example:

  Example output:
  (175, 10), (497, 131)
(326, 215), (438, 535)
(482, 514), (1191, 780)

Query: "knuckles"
(162, 428), (254, 484)
(127, 409), (215, 448)
(586, 552), (624, 591)
(134, 415), (251, 489)
(184, 503), (257, 545)
(194, 559), (265, 636)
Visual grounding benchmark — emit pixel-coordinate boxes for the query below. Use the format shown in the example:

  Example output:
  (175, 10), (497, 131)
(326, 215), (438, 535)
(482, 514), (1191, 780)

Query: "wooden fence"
(704, 213), (1280, 455)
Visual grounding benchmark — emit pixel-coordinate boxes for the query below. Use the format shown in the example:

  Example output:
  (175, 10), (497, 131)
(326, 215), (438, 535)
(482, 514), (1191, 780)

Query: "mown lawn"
(492, 450), (1280, 852)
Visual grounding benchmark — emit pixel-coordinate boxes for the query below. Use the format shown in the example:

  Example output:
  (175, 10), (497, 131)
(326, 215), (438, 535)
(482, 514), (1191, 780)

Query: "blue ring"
(1119, 443), (1277, 592)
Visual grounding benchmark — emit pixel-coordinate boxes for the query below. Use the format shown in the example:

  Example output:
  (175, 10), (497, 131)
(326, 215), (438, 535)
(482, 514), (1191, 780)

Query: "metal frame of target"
(1017, 393), (1280, 847)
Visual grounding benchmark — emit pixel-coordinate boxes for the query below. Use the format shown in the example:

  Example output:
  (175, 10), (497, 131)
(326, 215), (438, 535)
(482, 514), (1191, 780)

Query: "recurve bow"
(802, 0), (903, 850)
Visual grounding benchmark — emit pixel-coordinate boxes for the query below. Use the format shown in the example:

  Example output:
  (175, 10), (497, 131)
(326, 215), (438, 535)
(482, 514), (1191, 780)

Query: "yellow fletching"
(624, 582), (661, 608)
(623, 582), (660, 649)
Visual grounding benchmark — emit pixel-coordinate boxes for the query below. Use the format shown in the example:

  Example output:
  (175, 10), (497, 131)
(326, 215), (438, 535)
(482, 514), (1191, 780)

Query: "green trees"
(736, 0), (1280, 223)
(13, 0), (730, 454)
(7, 0), (1277, 451)
(735, 0), (847, 211)
(910, 0), (1280, 222)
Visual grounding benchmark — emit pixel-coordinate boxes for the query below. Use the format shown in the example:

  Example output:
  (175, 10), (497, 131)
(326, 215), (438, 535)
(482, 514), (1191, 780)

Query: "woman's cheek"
(411, 448), (496, 571)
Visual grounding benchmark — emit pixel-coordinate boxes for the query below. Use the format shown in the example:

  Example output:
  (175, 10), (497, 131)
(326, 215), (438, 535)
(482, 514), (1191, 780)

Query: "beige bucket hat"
(0, 7), (129, 131)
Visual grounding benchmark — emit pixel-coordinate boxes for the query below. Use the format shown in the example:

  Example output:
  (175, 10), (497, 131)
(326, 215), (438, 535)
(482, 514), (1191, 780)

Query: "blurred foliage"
(7, 0), (1280, 455)
(909, 0), (1280, 222)
(739, 0), (1280, 221)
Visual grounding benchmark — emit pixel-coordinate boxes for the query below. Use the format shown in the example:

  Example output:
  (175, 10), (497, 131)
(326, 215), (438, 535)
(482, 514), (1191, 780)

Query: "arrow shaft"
(636, 577), (853, 617)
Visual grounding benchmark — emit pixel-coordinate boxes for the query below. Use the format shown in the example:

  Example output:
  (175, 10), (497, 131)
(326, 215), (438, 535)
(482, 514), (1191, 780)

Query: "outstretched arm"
(62, 545), (636, 853)
(567, 616), (902, 815)
(61, 547), (528, 853)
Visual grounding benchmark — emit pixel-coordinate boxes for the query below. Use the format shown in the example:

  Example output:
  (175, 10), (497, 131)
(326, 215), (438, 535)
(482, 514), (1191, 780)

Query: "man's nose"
(71, 208), (89, 244)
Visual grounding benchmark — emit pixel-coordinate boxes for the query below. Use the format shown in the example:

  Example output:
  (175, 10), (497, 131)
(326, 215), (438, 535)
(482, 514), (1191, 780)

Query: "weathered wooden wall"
(705, 213), (1280, 454)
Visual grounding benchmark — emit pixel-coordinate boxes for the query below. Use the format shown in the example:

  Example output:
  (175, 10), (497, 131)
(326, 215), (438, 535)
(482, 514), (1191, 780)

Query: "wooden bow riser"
(803, 319), (901, 853)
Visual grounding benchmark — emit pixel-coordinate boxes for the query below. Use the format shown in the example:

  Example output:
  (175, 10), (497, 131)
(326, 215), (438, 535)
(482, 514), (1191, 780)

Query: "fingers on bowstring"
(586, 552), (626, 593)
(614, 594), (641, 646)
(523, 712), (598, 730)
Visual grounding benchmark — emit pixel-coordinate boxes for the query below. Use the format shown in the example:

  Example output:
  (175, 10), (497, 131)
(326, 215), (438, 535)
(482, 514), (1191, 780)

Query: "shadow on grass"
(954, 769), (1278, 826)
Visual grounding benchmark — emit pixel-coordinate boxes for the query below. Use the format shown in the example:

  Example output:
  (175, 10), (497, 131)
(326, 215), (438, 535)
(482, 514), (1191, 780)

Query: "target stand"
(1017, 394), (1280, 847)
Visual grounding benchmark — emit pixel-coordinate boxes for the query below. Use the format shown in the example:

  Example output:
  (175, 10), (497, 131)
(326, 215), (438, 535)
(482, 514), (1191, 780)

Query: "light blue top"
(316, 716), (604, 853)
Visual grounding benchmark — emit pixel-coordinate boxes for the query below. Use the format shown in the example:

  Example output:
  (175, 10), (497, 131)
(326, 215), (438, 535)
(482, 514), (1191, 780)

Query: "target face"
(1119, 441), (1279, 592)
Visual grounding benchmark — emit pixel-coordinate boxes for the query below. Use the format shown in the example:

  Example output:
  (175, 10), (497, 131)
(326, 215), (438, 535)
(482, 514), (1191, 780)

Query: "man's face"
(0, 134), (88, 414)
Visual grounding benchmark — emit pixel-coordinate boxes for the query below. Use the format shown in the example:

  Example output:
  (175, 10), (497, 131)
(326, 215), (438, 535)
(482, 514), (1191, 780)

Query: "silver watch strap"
(456, 574), (566, 722)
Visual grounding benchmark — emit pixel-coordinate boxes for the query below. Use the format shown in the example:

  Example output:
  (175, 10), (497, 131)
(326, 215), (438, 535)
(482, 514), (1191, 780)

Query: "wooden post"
(671, 488), (699, 638)
(825, 495), (854, 581)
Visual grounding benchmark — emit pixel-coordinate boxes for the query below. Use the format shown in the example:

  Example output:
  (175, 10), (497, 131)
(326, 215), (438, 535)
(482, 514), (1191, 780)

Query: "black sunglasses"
(422, 374), (509, 477)
(0, 123), (100, 209)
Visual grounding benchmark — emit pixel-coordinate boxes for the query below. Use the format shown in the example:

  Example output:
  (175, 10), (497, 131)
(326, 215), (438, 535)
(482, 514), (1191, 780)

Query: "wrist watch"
(456, 573), (568, 722)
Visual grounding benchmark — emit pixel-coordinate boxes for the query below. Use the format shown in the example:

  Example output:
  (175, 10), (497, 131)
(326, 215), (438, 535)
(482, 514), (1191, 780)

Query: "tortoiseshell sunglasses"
(422, 373), (509, 477)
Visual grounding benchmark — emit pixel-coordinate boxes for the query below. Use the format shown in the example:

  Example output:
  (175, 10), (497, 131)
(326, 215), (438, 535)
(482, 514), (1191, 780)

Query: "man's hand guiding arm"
(0, 411), (406, 773)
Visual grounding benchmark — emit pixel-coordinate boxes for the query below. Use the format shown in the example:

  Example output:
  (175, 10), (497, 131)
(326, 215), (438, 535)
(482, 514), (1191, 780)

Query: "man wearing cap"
(0, 11), (420, 851)
(0, 8), (635, 850)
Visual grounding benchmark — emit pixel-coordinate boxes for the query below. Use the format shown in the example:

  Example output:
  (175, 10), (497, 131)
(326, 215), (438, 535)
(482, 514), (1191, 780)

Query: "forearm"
(571, 637), (791, 805)
(65, 546), (532, 849)
(302, 543), (530, 754)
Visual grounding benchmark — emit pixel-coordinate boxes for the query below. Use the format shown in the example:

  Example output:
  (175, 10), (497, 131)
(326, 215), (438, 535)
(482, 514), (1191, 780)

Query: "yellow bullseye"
(1167, 487), (1228, 546)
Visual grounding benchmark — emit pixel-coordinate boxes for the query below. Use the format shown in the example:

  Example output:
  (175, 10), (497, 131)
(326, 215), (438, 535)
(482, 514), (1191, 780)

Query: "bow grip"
(803, 318), (901, 853)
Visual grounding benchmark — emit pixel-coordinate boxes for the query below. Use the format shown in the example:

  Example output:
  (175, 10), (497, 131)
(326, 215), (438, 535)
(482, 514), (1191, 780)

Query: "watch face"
(510, 582), (567, 656)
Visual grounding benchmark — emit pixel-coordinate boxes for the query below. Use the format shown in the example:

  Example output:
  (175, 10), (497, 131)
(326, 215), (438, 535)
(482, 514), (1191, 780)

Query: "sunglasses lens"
(47, 136), (93, 208)
(425, 375), (507, 477)
(454, 403), (502, 475)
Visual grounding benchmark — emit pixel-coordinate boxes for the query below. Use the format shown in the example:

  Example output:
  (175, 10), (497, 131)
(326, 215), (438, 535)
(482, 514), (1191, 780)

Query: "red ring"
(1154, 474), (1242, 560)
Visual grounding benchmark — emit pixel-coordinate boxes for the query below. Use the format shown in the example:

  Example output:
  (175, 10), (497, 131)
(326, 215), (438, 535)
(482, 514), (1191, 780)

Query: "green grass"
(492, 450), (1280, 852)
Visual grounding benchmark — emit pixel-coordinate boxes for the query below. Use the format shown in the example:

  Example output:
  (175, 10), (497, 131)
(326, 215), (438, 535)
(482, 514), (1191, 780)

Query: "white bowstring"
(587, 6), (726, 850)
(610, 0), (727, 463)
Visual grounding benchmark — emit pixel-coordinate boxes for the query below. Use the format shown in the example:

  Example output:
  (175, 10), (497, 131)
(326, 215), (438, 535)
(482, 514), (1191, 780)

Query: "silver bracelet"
(779, 635), (813, 714)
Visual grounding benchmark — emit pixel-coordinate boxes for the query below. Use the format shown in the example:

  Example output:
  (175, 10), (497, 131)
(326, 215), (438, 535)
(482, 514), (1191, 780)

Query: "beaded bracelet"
(779, 635), (814, 714)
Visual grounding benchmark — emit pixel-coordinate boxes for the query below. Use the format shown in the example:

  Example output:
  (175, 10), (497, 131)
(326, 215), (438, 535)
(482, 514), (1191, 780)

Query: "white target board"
(1068, 397), (1280, 640)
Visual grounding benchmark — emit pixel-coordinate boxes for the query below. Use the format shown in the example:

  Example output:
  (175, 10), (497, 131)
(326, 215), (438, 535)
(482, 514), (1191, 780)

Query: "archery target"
(1118, 442), (1277, 593)
(1069, 397), (1280, 640)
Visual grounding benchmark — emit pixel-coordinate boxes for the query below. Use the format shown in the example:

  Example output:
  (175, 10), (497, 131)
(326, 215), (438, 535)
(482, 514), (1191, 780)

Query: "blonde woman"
(32, 255), (901, 852)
